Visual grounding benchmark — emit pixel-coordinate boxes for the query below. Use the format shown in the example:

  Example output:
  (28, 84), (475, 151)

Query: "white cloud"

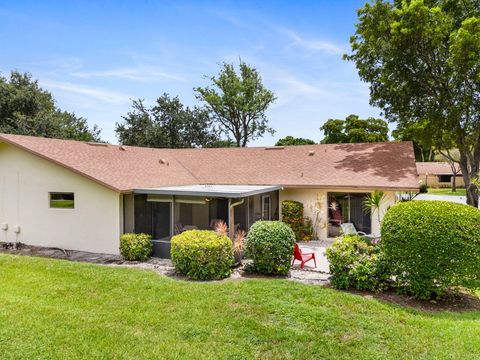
(39, 79), (132, 104)
(280, 28), (345, 55)
(71, 66), (186, 82)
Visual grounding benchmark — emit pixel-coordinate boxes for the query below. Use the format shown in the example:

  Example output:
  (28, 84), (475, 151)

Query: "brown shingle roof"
(416, 162), (460, 175)
(0, 133), (419, 192)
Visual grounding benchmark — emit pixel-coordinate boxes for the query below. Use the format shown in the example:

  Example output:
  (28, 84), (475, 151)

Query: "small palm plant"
(363, 190), (385, 225)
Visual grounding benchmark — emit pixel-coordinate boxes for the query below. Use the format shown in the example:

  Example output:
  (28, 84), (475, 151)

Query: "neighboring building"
(0, 134), (418, 257)
(416, 162), (464, 188)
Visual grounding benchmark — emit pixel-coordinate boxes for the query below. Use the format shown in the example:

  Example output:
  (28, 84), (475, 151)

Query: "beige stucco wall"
(0, 142), (122, 254)
(279, 188), (397, 240)
(418, 174), (465, 188)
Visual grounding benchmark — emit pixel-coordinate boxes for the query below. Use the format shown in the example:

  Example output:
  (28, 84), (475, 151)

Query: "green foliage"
(320, 114), (388, 144)
(381, 201), (480, 299)
(119, 233), (153, 261)
(281, 200), (305, 240)
(281, 200), (313, 240)
(195, 61), (276, 147)
(275, 136), (316, 146)
(363, 190), (385, 224)
(116, 94), (221, 148)
(0, 71), (101, 141)
(392, 122), (436, 162)
(2, 254), (480, 359)
(245, 221), (295, 275)
(170, 230), (233, 280)
(326, 235), (391, 292)
(345, 0), (480, 207)
(419, 184), (428, 193)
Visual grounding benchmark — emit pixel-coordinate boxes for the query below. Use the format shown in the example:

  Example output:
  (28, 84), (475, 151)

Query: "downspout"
(228, 198), (244, 240)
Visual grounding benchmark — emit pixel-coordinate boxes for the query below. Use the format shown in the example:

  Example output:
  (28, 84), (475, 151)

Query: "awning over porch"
(134, 184), (281, 198)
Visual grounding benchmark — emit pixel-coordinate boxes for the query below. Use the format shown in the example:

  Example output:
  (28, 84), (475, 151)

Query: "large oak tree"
(320, 114), (389, 144)
(346, 0), (480, 206)
(195, 61), (276, 147)
(0, 71), (101, 141)
(116, 94), (221, 148)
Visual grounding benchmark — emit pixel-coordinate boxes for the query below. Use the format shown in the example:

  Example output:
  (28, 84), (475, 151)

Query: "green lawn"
(427, 188), (467, 196)
(1, 254), (479, 359)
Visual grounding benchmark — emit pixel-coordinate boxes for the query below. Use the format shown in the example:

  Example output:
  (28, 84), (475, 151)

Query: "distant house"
(0, 134), (418, 258)
(416, 162), (464, 188)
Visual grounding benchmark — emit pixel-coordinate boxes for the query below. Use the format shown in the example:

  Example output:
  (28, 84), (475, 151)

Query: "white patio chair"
(340, 223), (374, 239)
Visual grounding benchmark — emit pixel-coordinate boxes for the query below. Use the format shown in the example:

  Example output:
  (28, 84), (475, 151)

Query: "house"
(0, 134), (418, 257)
(416, 162), (464, 188)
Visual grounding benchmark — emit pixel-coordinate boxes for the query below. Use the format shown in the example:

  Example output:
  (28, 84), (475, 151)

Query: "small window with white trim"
(49, 192), (75, 209)
(262, 195), (271, 220)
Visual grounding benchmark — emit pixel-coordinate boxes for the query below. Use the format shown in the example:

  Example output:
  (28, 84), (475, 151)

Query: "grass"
(49, 199), (75, 208)
(427, 187), (466, 196)
(1, 254), (480, 359)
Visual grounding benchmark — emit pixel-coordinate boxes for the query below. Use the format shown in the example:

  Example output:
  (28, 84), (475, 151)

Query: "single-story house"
(0, 134), (418, 257)
(416, 162), (464, 188)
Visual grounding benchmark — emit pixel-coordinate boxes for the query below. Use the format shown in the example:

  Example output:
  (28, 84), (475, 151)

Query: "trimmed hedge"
(245, 221), (295, 275)
(326, 235), (391, 292)
(170, 230), (233, 280)
(120, 233), (153, 261)
(381, 200), (480, 299)
(282, 200), (312, 240)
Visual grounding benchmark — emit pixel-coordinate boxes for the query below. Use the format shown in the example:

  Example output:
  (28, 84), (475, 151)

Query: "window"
(49, 192), (75, 209)
(438, 175), (452, 183)
(327, 193), (371, 237)
(262, 195), (271, 220)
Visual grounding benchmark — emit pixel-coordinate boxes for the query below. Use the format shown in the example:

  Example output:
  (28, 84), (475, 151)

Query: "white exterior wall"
(279, 188), (396, 240)
(0, 142), (122, 254)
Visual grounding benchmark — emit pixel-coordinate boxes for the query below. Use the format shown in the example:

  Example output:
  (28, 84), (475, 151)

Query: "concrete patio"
(294, 240), (332, 273)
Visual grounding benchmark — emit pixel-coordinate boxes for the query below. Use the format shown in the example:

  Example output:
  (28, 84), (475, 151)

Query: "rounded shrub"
(245, 221), (295, 275)
(120, 233), (153, 261)
(381, 200), (480, 299)
(170, 230), (233, 280)
(326, 235), (391, 292)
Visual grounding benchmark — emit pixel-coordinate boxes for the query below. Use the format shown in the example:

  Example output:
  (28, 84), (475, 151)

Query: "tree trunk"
(459, 153), (479, 208)
(451, 175), (457, 192)
(466, 184), (478, 208)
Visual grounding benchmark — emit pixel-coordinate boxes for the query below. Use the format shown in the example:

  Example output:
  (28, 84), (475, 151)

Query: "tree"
(436, 149), (462, 192)
(275, 136), (315, 146)
(0, 71), (101, 141)
(392, 122), (436, 162)
(320, 114), (389, 144)
(195, 61), (276, 147)
(346, 0), (480, 207)
(116, 94), (221, 148)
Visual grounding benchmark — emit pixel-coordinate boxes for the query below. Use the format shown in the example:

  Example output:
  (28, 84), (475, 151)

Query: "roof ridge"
(168, 151), (202, 184)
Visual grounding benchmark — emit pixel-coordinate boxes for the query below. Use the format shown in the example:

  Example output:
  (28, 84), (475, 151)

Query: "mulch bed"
(341, 287), (480, 313)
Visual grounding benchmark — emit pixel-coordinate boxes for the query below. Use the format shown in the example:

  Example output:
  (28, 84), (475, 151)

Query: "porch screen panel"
(152, 202), (171, 239)
(349, 194), (371, 234)
(134, 195), (153, 235)
(233, 200), (248, 232)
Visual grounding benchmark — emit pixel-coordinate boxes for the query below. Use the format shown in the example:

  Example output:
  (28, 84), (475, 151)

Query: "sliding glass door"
(327, 193), (371, 237)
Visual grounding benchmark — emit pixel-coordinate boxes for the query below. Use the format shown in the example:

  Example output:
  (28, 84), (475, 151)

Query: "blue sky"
(0, 0), (381, 145)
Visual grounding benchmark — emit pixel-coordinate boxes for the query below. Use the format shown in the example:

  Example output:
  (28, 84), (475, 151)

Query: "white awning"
(134, 184), (281, 198)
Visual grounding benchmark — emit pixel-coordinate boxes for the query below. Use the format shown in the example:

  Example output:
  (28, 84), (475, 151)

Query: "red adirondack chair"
(292, 243), (316, 269)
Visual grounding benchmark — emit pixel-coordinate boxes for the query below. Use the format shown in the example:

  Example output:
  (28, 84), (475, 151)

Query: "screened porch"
(123, 185), (280, 258)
